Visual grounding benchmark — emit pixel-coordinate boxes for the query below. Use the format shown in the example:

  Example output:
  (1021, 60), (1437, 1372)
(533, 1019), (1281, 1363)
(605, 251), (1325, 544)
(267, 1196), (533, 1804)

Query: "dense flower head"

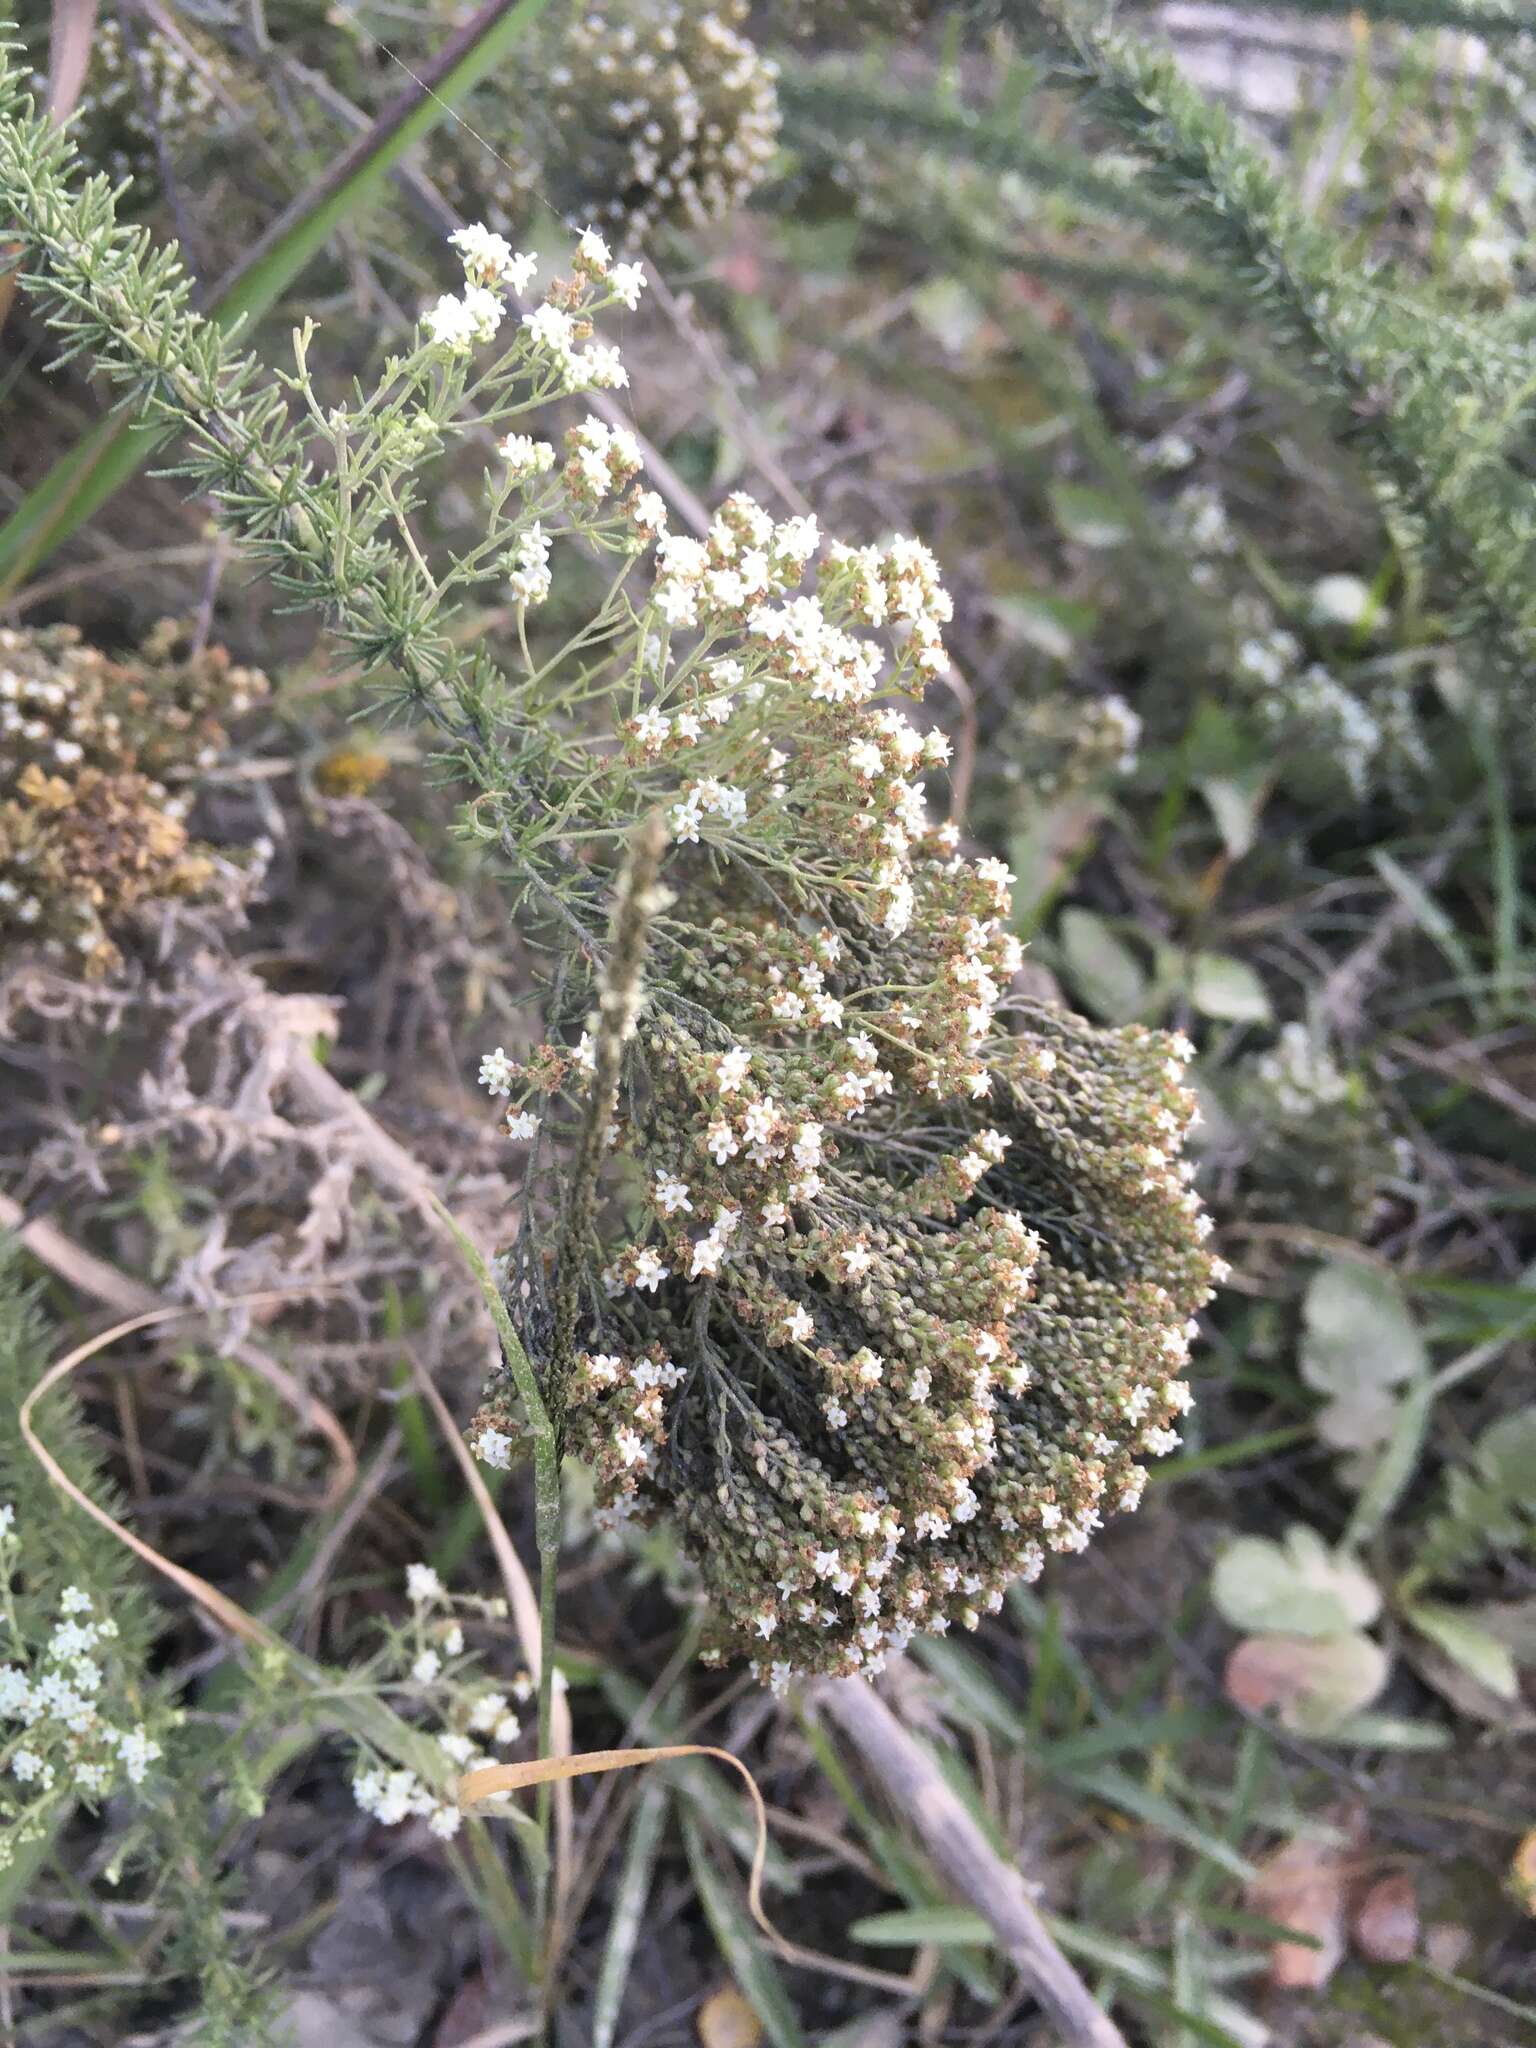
(444, 249), (1219, 1680)
(0, 621), (266, 975)
(434, 0), (780, 251)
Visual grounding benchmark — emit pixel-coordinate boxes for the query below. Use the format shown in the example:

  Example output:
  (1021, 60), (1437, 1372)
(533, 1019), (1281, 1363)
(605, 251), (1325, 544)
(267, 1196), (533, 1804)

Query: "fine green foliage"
(0, 1248), (279, 2040)
(1405, 1405), (1536, 1594)
(0, 0), (557, 594)
(0, 1250), (154, 1669)
(1023, 4), (1536, 719)
(789, 10), (1536, 727)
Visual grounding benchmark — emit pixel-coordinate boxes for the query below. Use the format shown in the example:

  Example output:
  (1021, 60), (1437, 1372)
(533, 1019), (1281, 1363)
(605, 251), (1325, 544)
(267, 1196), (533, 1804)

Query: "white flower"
(839, 1242), (873, 1281)
(478, 1046), (516, 1095)
(631, 1247), (670, 1293)
(474, 1427), (514, 1471)
(669, 791), (703, 843)
(773, 515), (820, 562)
(406, 1563), (444, 1604)
(611, 261), (646, 309)
(633, 707), (670, 750)
(614, 1426), (647, 1468)
(689, 1235), (725, 1279)
(450, 224), (532, 290)
(851, 1348), (884, 1386)
(460, 285), (504, 342)
(706, 1119), (740, 1165)
(523, 302), (577, 359)
(975, 856), (1015, 906)
(499, 432), (555, 479)
(412, 1650), (442, 1684)
(579, 343), (628, 390)
(577, 225), (612, 272)
(117, 1726), (161, 1784)
(429, 1804), (464, 1840)
(655, 1172), (693, 1216)
(505, 1109), (541, 1141)
(781, 1305), (815, 1344)
(631, 490), (668, 534)
(424, 293), (478, 350)
(716, 1047), (751, 1095)
(59, 1586), (91, 1615)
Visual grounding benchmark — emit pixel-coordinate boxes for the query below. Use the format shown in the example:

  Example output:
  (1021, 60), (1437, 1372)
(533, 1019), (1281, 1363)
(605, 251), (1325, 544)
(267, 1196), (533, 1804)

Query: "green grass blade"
(591, 1778), (669, 2048)
(681, 1812), (810, 2048)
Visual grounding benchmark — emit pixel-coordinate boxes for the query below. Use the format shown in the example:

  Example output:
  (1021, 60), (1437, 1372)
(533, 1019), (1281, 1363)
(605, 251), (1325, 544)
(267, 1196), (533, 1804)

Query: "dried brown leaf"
(1352, 1873), (1418, 1963)
(697, 1985), (764, 2048)
(1248, 1814), (1363, 1991)
(1223, 1629), (1387, 1733)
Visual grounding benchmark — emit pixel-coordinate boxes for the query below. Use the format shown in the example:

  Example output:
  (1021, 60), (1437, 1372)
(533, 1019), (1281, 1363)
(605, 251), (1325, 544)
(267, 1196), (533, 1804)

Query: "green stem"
(428, 1200), (562, 1982)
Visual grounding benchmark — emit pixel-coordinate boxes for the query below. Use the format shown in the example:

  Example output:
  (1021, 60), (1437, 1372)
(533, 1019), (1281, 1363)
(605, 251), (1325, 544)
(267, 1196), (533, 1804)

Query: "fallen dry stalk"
(0, 1189), (356, 1506)
(815, 1676), (1129, 2048)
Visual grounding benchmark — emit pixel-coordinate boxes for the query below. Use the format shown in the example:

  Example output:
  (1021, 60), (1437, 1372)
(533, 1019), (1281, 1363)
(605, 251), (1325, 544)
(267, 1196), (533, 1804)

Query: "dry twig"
(815, 1675), (1129, 2048)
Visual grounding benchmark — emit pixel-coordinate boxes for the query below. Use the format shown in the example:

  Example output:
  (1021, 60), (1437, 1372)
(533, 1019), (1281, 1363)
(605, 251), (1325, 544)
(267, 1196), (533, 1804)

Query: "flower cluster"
(1006, 691), (1143, 804)
(0, 620), (267, 975)
(434, 0), (781, 250)
(1222, 1023), (1407, 1237)
(423, 225), (643, 392)
(0, 1512), (165, 1860)
(350, 1566), (531, 1843)
(31, 13), (231, 192)
(1227, 590), (1429, 801)
(441, 276), (1220, 1680)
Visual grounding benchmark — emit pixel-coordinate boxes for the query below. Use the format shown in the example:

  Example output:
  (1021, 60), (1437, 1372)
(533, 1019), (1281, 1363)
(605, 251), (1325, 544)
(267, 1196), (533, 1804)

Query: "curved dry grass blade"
(22, 1306), (286, 1650)
(1, 1188), (357, 1508)
(460, 1747), (917, 1993)
(405, 1347), (575, 1921)
(17, 1295), (498, 1802)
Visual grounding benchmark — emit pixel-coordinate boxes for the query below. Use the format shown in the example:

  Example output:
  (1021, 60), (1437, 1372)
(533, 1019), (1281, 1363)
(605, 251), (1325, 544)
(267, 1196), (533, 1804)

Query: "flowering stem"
(429, 1204), (562, 1974)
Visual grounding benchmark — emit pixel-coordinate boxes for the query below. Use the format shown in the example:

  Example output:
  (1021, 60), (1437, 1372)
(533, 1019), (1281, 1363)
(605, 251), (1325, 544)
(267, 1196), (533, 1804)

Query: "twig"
(1390, 1034), (1536, 1129)
(814, 1676), (1129, 2048)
